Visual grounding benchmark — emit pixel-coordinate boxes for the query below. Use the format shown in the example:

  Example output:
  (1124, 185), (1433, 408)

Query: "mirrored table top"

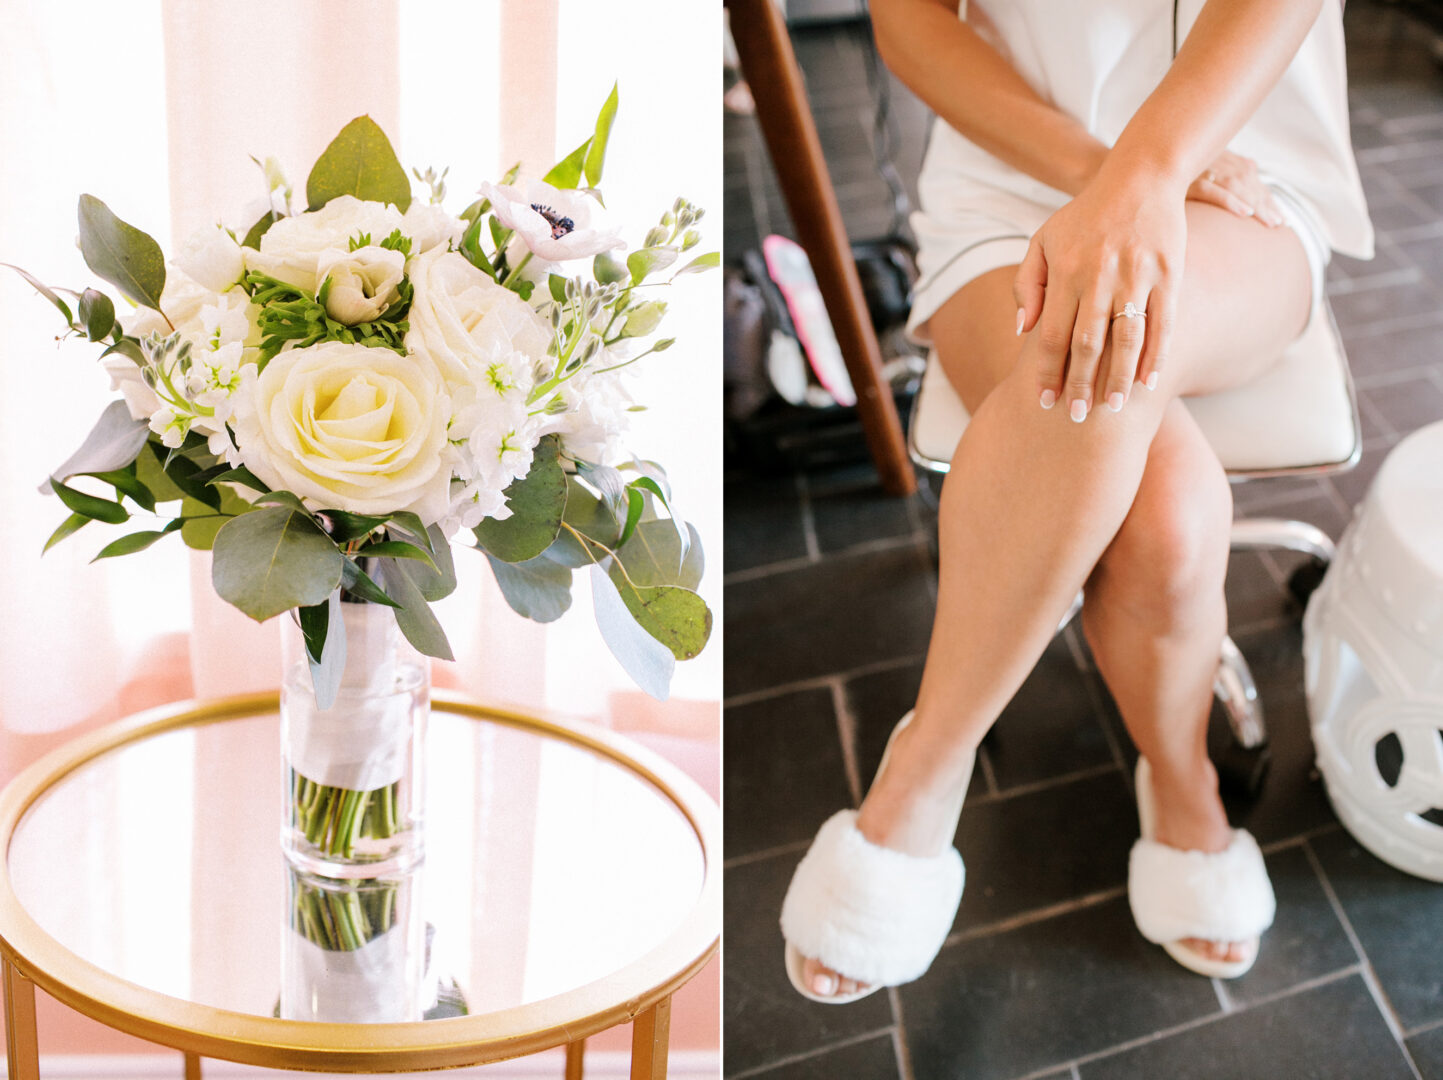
(0, 694), (718, 1066)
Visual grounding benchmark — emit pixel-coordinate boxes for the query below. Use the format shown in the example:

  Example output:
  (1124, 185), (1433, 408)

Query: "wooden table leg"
(185, 1050), (204, 1080)
(3, 953), (40, 1080)
(728, 0), (916, 496)
(630, 996), (672, 1080)
(565, 1038), (585, 1080)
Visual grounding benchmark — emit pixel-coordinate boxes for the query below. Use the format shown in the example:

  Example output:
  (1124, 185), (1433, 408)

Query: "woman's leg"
(801, 200), (1310, 997)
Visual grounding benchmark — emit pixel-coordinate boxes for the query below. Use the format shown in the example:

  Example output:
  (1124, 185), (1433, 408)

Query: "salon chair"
(908, 301), (1361, 795)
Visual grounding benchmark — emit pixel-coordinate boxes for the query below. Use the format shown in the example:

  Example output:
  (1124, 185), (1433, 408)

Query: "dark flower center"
(531, 203), (576, 240)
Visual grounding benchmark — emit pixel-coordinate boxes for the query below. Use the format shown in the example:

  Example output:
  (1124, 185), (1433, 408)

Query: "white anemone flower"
(476, 179), (623, 263)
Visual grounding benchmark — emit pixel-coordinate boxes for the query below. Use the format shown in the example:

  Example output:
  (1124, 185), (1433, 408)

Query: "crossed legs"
(801, 201), (1311, 997)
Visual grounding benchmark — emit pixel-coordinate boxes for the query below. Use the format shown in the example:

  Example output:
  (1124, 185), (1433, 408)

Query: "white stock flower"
(230, 341), (452, 520)
(477, 179), (623, 263)
(102, 355), (161, 422)
(401, 201), (464, 254)
(404, 248), (552, 387)
(543, 367), (633, 466)
(445, 345), (543, 528)
(246, 196), (404, 295)
(316, 245), (405, 325)
(174, 224), (246, 293)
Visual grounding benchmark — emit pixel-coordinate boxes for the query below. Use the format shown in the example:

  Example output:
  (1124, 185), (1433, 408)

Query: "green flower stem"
(289, 768), (404, 860)
(291, 876), (400, 952)
(501, 251), (532, 287)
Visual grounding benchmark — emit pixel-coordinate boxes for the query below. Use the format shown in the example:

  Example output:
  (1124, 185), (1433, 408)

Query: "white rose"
(476, 179), (623, 263)
(174, 224), (246, 292)
(246, 196), (403, 295)
(230, 340), (452, 520)
(401, 202), (464, 254)
(122, 271), (211, 341)
(404, 248), (551, 387)
(316, 245), (405, 325)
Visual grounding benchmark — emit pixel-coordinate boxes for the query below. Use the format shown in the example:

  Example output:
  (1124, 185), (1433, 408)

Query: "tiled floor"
(722, 5), (1443, 1079)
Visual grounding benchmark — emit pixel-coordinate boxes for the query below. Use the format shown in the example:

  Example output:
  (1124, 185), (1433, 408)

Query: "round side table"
(0, 692), (719, 1077)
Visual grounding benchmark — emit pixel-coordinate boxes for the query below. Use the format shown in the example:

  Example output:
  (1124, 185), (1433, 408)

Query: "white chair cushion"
(911, 306), (1359, 474)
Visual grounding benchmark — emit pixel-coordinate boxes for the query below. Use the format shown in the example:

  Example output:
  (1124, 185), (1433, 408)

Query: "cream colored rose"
(231, 341), (452, 520)
(404, 247), (551, 387)
(316, 245), (405, 324)
(246, 196), (404, 295)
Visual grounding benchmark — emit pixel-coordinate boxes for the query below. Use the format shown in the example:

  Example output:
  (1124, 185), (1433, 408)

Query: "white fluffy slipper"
(780, 809), (965, 1003)
(1129, 757), (1276, 979)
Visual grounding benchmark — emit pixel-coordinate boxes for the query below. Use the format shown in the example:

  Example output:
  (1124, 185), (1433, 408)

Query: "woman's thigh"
(927, 199), (1314, 410)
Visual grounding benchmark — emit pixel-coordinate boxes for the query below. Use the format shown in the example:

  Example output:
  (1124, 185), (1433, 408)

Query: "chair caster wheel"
(1217, 740), (1271, 799)
(1288, 557), (1328, 607)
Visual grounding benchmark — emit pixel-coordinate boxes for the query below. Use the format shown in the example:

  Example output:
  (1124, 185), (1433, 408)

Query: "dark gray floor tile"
(986, 636), (1116, 792)
(725, 543), (935, 697)
(725, 474), (812, 575)
(1396, 232), (1443, 284)
(743, 1033), (901, 1079)
(808, 480), (917, 554)
(1310, 830), (1443, 1030)
(1409, 1024), (1443, 1080)
(1360, 372), (1443, 435)
(901, 896), (1221, 1080)
(723, 853), (895, 1077)
(1079, 974), (1415, 1080)
(1225, 549), (1295, 629)
(955, 770), (1135, 930)
(725, 687), (854, 860)
(1329, 441), (1391, 507)
(1329, 274), (1438, 330)
(1335, 239), (1415, 282)
(1226, 844), (1358, 1005)
(1344, 319), (1443, 379)
(1366, 195), (1437, 235)
(1215, 623), (1338, 845)
(1230, 474), (1329, 512)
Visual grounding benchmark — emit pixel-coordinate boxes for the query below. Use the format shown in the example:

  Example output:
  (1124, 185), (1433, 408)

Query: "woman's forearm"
(870, 0), (1107, 196)
(1103, 0), (1325, 193)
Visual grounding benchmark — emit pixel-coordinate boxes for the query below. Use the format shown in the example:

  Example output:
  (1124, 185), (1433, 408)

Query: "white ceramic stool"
(1304, 420), (1443, 881)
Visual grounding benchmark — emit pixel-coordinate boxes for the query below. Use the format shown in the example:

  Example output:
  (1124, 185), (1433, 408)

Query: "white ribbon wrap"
(281, 924), (420, 1023)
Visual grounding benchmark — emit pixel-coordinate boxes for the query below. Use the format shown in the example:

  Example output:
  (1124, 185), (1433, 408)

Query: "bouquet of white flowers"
(14, 91), (715, 708)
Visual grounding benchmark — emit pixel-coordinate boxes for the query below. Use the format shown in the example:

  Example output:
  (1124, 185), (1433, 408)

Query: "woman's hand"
(1014, 171), (1187, 421)
(1187, 150), (1283, 226)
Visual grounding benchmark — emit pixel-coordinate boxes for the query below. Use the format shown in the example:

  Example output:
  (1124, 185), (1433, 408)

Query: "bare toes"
(801, 956), (871, 998)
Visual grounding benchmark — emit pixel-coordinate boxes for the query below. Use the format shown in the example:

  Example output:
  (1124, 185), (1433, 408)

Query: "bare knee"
(1089, 464), (1232, 632)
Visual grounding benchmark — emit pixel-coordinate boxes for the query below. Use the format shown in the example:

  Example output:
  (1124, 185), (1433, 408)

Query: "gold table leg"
(630, 995), (672, 1080)
(185, 1050), (204, 1080)
(3, 953), (40, 1080)
(565, 1038), (585, 1080)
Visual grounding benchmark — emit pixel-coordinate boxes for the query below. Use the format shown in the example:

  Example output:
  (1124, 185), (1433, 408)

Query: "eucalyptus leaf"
(242, 210), (279, 250)
(212, 465), (270, 494)
(357, 539), (437, 572)
(85, 466), (154, 512)
(609, 571), (712, 662)
(612, 519), (703, 590)
(391, 523), (455, 602)
(92, 524), (180, 562)
(2, 262), (74, 324)
(180, 486), (255, 550)
(77, 194), (167, 312)
(583, 83), (620, 188)
(78, 289), (115, 341)
(306, 116), (412, 213)
(40, 401), (149, 495)
(486, 552), (572, 623)
(473, 434), (566, 563)
(318, 509), (387, 542)
(544, 477), (620, 568)
(590, 564), (673, 701)
(675, 251), (720, 276)
(42, 513), (89, 554)
(100, 337), (146, 366)
(50, 476), (128, 524)
(211, 506), (347, 621)
(166, 455), (222, 510)
(339, 559), (401, 608)
(377, 557), (454, 660)
(542, 136), (592, 190)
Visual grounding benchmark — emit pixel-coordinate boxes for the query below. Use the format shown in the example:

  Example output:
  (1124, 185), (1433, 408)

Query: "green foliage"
(306, 116), (412, 213)
(486, 553), (572, 623)
(211, 506), (347, 621)
(377, 557), (454, 660)
(78, 289), (114, 341)
(593, 251), (628, 285)
(180, 485), (255, 550)
(543, 137), (591, 190)
(627, 246), (678, 284)
(584, 83), (620, 187)
(135, 443), (186, 503)
(42, 513), (89, 554)
(473, 435), (567, 563)
(43, 401), (150, 494)
(77, 195), (167, 312)
(2, 262), (75, 325)
(589, 564), (673, 700)
(676, 251), (721, 276)
(610, 575), (712, 661)
(242, 211), (279, 250)
(92, 520), (184, 561)
(246, 271), (410, 364)
(50, 475), (128, 524)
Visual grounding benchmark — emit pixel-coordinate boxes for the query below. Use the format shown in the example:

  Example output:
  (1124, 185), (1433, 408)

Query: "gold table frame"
(0, 692), (720, 1077)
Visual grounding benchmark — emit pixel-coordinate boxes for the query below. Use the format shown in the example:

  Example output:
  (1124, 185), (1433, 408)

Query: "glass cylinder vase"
(280, 600), (427, 878)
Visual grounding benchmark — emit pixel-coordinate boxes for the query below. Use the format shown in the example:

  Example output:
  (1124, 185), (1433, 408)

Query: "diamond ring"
(1113, 302), (1146, 320)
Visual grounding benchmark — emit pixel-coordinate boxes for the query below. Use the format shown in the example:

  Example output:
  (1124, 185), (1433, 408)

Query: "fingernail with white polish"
(1145, 372), (1159, 391)
(1040, 388), (1056, 410)
(813, 973), (837, 996)
(1107, 392), (1125, 412)
(1015, 309), (1025, 336)
(1070, 399), (1088, 423)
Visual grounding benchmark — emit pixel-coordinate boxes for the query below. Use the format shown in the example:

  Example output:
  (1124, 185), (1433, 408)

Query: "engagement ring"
(1113, 302), (1146, 320)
